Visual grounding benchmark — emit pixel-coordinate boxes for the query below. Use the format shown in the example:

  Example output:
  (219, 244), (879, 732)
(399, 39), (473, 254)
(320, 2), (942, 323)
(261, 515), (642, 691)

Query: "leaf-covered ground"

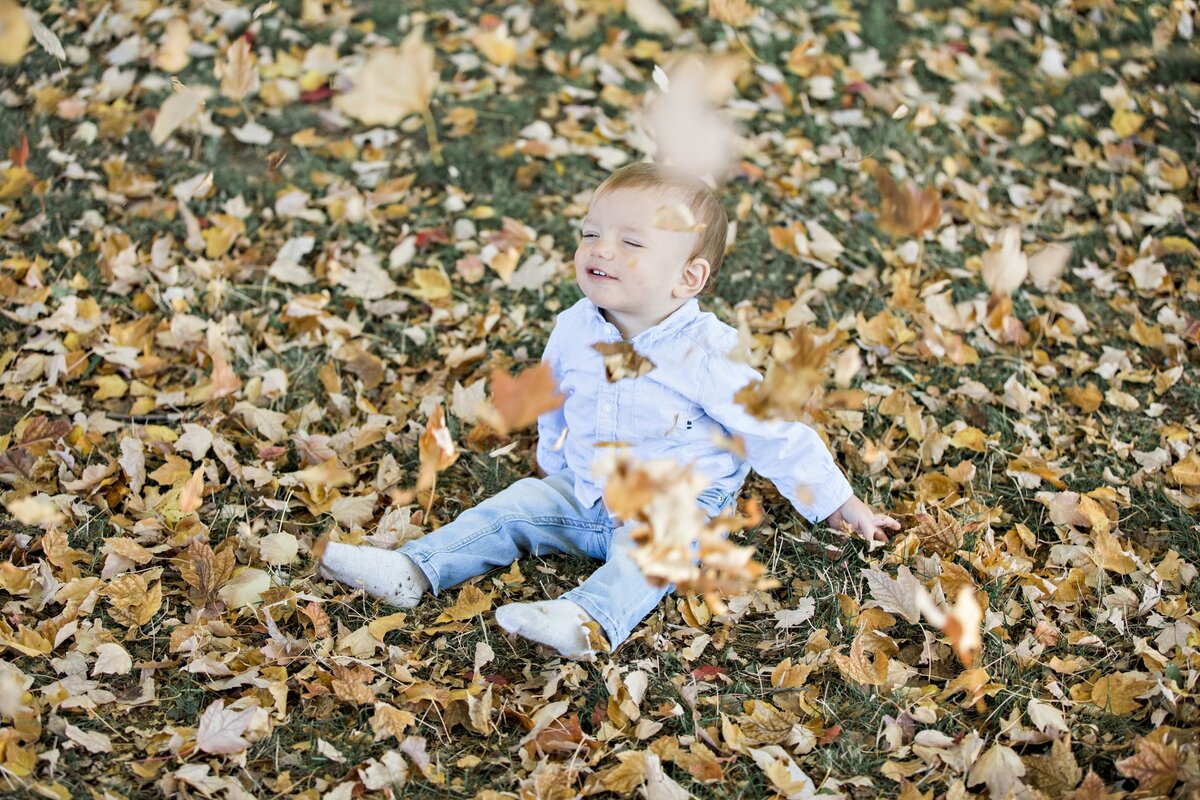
(1, 0), (1199, 798)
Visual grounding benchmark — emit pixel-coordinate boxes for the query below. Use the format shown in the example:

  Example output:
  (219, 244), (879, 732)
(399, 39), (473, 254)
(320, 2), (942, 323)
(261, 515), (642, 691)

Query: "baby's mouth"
(587, 268), (617, 280)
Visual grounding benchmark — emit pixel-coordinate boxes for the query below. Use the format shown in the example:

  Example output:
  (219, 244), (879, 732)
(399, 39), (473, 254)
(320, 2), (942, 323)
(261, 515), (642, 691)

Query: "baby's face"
(574, 186), (700, 323)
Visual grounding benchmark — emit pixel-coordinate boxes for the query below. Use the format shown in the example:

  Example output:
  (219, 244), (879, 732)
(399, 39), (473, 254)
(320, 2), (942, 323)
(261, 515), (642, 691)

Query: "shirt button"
(601, 402), (613, 413)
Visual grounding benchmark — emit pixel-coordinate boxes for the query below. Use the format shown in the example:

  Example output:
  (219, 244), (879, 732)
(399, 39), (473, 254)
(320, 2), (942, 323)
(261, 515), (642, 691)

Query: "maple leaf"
(488, 363), (564, 433)
(1115, 737), (1179, 796)
(832, 633), (888, 687)
(967, 742), (1025, 799)
(864, 158), (942, 240)
(863, 565), (924, 624)
(195, 699), (255, 755)
(334, 28), (437, 126)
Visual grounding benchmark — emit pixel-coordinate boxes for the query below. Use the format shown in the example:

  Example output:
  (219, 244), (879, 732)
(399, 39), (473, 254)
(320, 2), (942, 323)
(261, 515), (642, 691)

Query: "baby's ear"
(677, 257), (711, 297)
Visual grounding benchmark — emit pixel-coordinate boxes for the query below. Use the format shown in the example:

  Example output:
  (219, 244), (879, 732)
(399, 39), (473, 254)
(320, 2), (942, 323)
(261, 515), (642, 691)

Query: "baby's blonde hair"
(593, 162), (729, 295)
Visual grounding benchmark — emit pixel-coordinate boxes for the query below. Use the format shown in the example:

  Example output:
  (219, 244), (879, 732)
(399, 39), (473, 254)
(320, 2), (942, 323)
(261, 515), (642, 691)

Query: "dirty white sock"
(495, 599), (596, 660)
(318, 542), (430, 608)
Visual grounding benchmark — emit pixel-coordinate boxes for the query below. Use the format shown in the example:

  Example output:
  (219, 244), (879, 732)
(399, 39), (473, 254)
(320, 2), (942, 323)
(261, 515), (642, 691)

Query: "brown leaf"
(592, 341), (657, 383)
(330, 662), (378, 706)
(370, 703), (417, 742)
(1115, 737), (1178, 796)
(1026, 737), (1082, 796)
(865, 158), (942, 239)
(177, 539), (235, 609)
(832, 633), (888, 687)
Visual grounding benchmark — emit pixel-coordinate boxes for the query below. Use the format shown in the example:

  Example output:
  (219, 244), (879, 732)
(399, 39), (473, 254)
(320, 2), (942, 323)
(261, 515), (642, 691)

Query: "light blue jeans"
(398, 467), (735, 649)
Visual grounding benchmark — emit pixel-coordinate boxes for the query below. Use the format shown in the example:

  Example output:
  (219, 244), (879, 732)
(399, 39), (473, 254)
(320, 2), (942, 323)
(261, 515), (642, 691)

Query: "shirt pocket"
(638, 378), (701, 440)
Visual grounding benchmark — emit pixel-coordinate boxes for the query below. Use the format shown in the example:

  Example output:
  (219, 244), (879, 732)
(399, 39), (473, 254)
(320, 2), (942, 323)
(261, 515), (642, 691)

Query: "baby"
(319, 162), (899, 659)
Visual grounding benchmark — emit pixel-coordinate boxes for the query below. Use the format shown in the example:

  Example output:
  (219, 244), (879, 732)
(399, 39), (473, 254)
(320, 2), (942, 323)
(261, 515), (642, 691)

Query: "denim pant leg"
(398, 469), (608, 595)
(562, 490), (736, 650)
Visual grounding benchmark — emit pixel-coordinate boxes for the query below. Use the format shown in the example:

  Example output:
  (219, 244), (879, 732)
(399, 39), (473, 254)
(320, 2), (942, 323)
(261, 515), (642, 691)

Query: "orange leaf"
(489, 363), (563, 433)
(178, 465), (205, 514)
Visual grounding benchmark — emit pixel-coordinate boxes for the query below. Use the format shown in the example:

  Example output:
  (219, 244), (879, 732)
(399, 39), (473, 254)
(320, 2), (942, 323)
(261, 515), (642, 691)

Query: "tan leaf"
(708, 0), (756, 26)
(981, 225), (1028, 297)
(1090, 673), (1152, 715)
(1028, 242), (1071, 292)
(92, 642), (133, 675)
(331, 662), (377, 705)
(216, 36), (259, 101)
(217, 567), (270, 609)
(370, 702), (417, 742)
(150, 83), (207, 146)
(832, 633), (887, 687)
(967, 742), (1025, 798)
(865, 158), (942, 239)
(333, 28), (437, 125)
(178, 465), (205, 514)
(863, 565), (924, 624)
(1092, 530), (1136, 575)
(1026, 737), (1081, 796)
(154, 17), (191, 73)
(195, 699), (254, 754)
(592, 341), (657, 383)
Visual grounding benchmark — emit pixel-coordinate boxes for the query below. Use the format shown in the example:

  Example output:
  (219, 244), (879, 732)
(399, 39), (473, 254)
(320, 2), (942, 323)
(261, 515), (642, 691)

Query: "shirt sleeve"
(697, 346), (854, 523)
(535, 318), (569, 476)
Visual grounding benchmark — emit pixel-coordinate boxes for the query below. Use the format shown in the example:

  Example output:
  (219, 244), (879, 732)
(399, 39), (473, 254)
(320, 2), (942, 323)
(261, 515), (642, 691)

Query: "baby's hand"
(824, 496), (901, 544)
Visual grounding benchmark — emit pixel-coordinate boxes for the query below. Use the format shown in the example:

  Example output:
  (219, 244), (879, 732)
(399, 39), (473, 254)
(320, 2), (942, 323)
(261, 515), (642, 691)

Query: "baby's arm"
(697, 347), (899, 542)
(535, 321), (568, 478)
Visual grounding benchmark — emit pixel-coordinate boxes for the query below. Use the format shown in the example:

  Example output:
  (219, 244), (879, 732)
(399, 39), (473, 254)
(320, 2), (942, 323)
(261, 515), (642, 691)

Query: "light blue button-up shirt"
(536, 296), (855, 523)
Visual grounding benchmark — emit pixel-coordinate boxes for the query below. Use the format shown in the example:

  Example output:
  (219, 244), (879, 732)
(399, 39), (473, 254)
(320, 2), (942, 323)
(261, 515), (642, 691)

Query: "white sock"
(495, 599), (597, 660)
(318, 542), (430, 608)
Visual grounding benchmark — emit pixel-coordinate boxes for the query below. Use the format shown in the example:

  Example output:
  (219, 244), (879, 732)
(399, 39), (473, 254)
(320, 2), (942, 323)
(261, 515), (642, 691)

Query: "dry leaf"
(334, 28), (437, 125)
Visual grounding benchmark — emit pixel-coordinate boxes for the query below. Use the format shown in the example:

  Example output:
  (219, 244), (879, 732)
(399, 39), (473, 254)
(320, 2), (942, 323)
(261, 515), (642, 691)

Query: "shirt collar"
(582, 297), (699, 345)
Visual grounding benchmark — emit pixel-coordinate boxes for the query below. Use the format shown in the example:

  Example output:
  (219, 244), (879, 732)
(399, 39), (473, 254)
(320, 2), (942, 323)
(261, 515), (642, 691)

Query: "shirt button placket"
(600, 393), (614, 437)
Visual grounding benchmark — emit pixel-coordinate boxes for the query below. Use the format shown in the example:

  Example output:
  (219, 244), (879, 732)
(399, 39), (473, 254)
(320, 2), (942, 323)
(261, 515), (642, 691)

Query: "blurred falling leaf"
(216, 36), (260, 101)
(864, 158), (942, 239)
(334, 27), (437, 126)
(488, 363), (564, 433)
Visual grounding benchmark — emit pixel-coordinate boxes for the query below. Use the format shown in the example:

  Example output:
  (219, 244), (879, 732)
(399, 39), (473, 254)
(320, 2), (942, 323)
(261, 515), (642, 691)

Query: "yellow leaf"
(1167, 452), (1200, 488)
(0, 0), (31, 65)
(411, 265), (452, 301)
(1090, 673), (1152, 715)
(471, 25), (517, 66)
(1092, 530), (1136, 575)
(367, 612), (409, 641)
(434, 585), (492, 623)
(93, 374), (127, 400)
(1110, 107), (1144, 137)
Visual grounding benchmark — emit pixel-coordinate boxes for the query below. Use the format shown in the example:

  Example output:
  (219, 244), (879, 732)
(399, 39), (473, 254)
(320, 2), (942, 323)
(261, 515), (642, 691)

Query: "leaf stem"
(421, 107), (443, 166)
